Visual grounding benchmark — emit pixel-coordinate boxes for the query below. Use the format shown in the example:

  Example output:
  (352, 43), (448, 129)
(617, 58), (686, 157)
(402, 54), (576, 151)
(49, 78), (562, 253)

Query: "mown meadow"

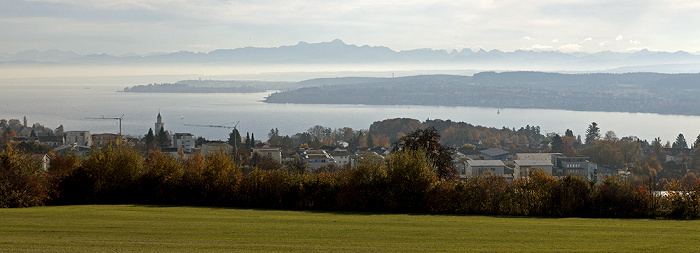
(2, 205), (700, 252)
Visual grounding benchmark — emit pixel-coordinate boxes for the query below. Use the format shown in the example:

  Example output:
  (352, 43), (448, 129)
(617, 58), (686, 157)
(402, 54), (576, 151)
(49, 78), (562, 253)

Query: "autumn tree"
(562, 136), (577, 155)
(393, 127), (456, 180)
(0, 146), (49, 207)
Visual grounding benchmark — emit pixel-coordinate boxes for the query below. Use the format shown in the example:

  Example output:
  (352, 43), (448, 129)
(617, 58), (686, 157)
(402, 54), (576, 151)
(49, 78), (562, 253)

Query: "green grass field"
(1, 205), (699, 252)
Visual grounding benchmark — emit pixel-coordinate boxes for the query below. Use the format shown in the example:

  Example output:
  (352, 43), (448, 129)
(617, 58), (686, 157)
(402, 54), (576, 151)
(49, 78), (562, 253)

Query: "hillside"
(264, 72), (700, 116)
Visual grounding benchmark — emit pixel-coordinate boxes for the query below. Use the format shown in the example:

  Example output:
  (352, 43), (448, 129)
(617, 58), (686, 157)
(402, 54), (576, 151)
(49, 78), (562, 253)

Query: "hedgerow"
(3, 144), (700, 219)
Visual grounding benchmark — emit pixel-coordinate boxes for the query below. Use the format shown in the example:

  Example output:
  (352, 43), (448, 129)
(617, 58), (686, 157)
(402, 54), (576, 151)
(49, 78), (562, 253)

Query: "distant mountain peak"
(330, 39), (345, 44)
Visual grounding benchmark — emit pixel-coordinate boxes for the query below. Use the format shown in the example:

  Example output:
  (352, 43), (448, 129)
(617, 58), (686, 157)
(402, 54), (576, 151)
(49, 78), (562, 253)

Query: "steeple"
(155, 112), (164, 131)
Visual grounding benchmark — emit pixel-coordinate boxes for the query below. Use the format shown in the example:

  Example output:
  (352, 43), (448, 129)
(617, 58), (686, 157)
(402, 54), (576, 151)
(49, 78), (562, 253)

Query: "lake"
(2, 82), (700, 144)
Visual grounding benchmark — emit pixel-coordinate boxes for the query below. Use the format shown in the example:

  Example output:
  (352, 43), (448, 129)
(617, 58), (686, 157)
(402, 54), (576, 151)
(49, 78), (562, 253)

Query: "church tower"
(155, 112), (164, 131)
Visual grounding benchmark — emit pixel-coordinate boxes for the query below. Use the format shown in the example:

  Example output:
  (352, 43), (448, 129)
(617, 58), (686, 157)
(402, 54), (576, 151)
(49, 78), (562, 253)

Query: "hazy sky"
(2, 0), (700, 55)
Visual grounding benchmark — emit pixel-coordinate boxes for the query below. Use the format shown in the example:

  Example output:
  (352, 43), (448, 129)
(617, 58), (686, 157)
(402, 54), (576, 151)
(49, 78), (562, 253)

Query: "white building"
(303, 149), (336, 170)
(551, 155), (597, 179)
(330, 149), (354, 168)
(514, 160), (554, 178)
(464, 160), (507, 177)
(515, 153), (561, 161)
(172, 133), (195, 153)
(201, 141), (232, 157)
(65, 131), (92, 146)
(253, 147), (283, 163)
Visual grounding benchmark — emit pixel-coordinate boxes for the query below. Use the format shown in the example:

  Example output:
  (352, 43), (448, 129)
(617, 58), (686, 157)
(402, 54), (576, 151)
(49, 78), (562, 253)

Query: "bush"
(462, 175), (508, 215)
(299, 170), (346, 210)
(426, 180), (470, 214)
(46, 154), (80, 204)
(553, 175), (591, 217)
(384, 149), (437, 212)
(501, 170), (559, 216)
(664, 175), (700, 219)
(64, 144), (144, 204)
(588, 176), (656, 218)
(238, 169), (302, 209)
(140, 151), (184, 204)
(0, 147), (48, 207)
(336, 154), (388, 211)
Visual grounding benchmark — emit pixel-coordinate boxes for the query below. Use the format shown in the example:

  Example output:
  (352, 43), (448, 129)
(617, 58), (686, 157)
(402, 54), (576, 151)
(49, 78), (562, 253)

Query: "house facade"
(201, 141), (233, 157)
(514, 159), (554, 178)
(65, 131), (92, 146)
(303, 149), (336, 170)
(172, 133), (195, 153)
(551, 154), (597, 179)
(92, 133), (121, 146)
(37, 135), (64, 148)
(330, 149), (354, 168)
(464, 160), (507, 177)
(253, 147), (283, 163)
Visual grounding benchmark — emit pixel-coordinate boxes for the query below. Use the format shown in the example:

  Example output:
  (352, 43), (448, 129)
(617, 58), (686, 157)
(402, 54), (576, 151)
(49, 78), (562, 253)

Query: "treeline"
(266, 118), (544, 157)
(3, 144), (700, 219)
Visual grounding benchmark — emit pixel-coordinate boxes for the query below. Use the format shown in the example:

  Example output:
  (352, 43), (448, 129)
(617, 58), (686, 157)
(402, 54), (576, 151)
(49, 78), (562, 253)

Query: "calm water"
(2, 83), (700, 143)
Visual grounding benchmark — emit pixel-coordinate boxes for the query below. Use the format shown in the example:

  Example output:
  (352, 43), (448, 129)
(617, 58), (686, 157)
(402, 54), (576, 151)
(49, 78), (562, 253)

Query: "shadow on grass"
(125, 203), (668, 221)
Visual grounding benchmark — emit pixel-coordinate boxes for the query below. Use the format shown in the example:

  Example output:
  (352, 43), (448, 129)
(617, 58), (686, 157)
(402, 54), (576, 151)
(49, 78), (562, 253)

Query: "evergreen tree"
(565, 129), (574, 137)
(585, 122), (600, 145)
(145, 128), (155, 150)
(673, 133), (688, 149)
(157, 126), (169, 148)
(366, 133), (374, 148)
(245, 132), (251, 148)
(268, 128), (280, 139)
(551, 134), (563, 152)
(228, 128), (242, 148)
(251, 133), (255, 148)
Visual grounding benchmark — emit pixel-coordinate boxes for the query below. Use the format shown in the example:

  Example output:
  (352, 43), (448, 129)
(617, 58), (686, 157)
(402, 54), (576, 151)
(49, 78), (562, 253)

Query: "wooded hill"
(264, 72), (700, 116)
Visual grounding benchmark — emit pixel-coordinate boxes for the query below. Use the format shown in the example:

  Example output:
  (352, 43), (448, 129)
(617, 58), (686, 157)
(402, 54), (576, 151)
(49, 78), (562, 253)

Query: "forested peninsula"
(264, 72), (700, 116)
(123, 80), (293, 93)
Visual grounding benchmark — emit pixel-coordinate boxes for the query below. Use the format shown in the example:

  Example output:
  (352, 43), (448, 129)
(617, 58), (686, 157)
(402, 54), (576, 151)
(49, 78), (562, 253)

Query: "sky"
(2, 0), (700, 55)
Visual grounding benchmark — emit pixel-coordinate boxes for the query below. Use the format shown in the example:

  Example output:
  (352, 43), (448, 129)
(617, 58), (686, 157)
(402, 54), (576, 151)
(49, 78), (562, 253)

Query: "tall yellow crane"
(86, 114), (124, 137)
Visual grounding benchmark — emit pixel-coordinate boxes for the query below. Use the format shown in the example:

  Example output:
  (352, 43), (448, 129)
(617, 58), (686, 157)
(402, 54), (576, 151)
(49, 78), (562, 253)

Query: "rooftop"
(467, 160), (505, 167)
(480, 148), (509, 157)
(515, 160), (553, 166)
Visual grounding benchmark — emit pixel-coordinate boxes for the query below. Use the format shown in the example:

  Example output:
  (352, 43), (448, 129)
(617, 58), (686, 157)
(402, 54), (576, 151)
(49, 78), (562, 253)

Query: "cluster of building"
(3, 115), (654, 181)
(454, 147), (621, 182)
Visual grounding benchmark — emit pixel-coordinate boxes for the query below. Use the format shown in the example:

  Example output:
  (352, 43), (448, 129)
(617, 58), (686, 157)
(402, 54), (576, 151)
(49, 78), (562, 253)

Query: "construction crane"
(184, 121), (241, 154)
(86, 114), (124, 137)
(184, 123), (236, 129)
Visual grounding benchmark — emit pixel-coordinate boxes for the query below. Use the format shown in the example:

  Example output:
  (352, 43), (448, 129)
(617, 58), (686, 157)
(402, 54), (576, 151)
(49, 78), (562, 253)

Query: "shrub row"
(2, 145), (700, 218)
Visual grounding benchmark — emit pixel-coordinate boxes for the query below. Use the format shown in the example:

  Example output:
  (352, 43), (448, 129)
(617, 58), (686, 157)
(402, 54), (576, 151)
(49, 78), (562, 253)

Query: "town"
(2, 114), (697, 187)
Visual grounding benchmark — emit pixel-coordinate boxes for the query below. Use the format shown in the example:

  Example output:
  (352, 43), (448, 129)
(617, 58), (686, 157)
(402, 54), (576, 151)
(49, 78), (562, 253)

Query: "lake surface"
(2, 82), (700, 144)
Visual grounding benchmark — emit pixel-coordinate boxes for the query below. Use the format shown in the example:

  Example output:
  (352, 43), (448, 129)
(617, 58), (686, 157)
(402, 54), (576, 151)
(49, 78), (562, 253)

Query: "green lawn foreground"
(1, 205), (699, 252)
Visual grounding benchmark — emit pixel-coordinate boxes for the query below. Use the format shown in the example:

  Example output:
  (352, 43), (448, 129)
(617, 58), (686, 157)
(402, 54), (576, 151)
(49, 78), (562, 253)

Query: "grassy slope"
(1, 205), (699, 252)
